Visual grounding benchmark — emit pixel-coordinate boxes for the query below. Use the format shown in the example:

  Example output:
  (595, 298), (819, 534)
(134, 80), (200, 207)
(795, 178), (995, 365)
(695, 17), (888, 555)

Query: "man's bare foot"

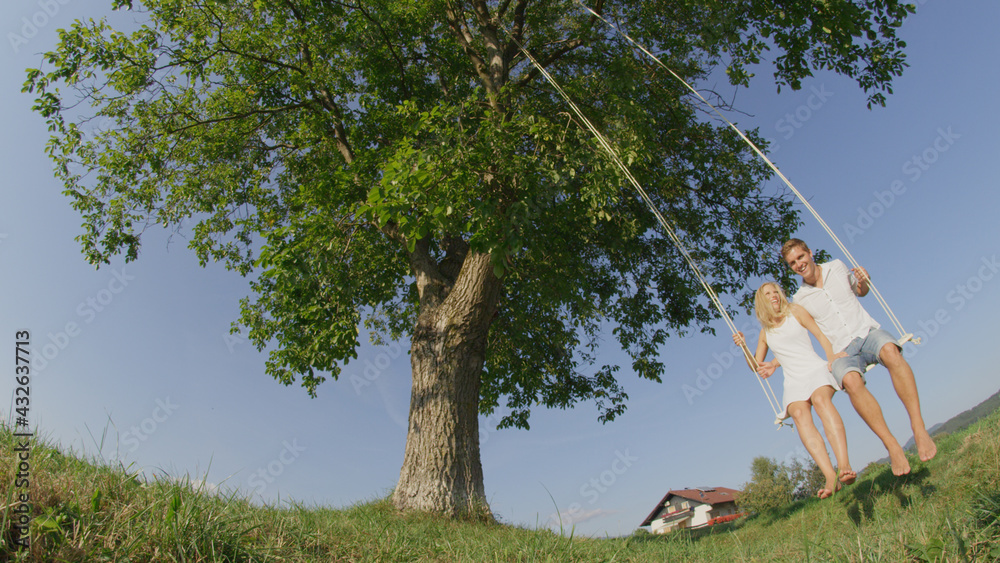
(838, 468), (857, 485)
(889, 446), (911, 476)
(914, 429), (937, 462)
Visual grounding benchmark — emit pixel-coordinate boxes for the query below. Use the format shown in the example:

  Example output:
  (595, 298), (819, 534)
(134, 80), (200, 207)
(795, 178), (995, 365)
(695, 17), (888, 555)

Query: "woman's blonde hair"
(754, 282), (791, 331)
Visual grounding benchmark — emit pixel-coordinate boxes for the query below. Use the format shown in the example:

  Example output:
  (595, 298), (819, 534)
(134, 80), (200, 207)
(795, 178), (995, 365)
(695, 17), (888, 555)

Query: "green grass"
(3, 408), (1000, 562)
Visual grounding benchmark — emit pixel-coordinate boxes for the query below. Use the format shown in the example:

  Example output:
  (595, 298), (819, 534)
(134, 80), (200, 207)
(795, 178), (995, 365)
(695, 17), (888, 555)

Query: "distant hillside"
(903, 387), (1000, 450)
(868, 387), (1000, 467)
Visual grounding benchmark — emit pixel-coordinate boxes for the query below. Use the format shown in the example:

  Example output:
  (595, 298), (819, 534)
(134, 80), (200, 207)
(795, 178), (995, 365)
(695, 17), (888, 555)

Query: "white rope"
(507, 35), (786, 426)
(575, 1), (916, 346)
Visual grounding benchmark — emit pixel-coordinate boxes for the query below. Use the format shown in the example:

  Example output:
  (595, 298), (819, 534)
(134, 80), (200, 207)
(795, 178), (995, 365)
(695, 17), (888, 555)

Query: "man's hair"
(781, 238), (810, 259)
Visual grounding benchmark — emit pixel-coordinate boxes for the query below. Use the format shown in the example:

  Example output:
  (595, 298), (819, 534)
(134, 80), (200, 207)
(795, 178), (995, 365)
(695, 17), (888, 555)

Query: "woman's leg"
(811, 385), (855, 484)
(787, 400), (838, 498)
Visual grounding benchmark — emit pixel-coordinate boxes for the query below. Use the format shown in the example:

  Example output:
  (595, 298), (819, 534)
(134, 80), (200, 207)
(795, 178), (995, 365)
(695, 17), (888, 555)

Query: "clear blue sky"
(2, 0), (998, 538)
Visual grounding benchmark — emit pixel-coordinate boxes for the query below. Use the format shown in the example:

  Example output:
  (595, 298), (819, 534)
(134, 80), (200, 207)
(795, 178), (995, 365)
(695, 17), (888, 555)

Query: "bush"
(737, 456), (823, 514)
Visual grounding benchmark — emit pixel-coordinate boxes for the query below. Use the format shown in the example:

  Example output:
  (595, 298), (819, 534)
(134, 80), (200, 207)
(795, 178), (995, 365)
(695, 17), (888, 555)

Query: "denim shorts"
(831, 328), (901, 386)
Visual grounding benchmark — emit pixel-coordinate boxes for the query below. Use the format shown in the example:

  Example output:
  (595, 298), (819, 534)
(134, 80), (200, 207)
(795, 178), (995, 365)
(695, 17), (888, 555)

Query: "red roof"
(668, 487), (740, 506)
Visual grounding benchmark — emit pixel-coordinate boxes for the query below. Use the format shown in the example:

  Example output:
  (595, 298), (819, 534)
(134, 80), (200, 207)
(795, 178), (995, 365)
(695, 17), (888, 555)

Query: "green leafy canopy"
(25, 0), (913, 428)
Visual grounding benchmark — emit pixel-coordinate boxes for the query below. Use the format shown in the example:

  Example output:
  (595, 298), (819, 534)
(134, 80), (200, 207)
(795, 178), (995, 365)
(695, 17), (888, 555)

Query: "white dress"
(765, 313), (840, 420)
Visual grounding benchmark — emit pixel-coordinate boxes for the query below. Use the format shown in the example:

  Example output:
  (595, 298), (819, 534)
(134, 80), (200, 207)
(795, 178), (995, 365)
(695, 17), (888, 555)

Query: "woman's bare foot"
(818, 474), (841, 499)
(838, 468), (857, 485)
(914, 430), (937, 462)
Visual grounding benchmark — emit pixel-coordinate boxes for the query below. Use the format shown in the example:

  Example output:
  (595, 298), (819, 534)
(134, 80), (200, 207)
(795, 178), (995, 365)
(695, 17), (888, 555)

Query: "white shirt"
(793, 259), (880, 352)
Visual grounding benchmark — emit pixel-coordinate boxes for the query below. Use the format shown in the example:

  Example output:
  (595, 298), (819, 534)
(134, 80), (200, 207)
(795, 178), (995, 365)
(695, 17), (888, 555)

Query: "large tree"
(27, 0), (912, 517)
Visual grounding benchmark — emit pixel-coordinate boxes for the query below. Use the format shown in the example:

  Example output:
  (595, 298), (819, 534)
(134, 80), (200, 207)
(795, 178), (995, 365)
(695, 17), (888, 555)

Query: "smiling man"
(782, 238), (936, 476)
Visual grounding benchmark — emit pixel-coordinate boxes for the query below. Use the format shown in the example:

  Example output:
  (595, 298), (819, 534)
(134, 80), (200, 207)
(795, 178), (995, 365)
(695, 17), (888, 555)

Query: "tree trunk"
(392, 251), (501, 517)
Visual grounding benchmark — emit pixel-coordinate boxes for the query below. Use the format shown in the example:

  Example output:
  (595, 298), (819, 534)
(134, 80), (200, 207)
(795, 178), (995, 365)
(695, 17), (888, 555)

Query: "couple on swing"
(734, 239), (938, 499)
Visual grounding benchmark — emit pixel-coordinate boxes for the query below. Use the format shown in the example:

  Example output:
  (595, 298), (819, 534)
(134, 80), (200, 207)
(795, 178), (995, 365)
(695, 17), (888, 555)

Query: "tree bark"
(392, 250), (501, 517)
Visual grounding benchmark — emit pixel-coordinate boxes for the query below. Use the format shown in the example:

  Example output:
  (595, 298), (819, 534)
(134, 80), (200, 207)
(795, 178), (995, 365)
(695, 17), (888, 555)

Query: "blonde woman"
(734, 282), (855, 499)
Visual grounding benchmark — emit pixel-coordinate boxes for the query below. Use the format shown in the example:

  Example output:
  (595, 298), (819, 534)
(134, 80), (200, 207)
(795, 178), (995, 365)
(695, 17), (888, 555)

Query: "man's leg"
(879, 343), (937, 461)
(841, 371), (911, 475)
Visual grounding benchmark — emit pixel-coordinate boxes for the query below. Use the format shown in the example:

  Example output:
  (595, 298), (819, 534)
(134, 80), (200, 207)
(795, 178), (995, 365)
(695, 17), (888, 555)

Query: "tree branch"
(166, 102), (310, 135)
(410, 236), (453, 308)
(311, 89), (356, 163)
(513, 0), (603, 89)
(438, 235), (470, 283)
(204, 2), (306, 74)
(470, 0), (508, 88)
(443, 0), (498, 98)
(314, 0), (410, 97)
(502, 0), (529, 62)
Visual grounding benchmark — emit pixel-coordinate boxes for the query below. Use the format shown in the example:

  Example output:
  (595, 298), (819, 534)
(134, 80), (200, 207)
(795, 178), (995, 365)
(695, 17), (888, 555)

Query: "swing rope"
(506, 34), (787, 426)
(574, 1), (916, 347)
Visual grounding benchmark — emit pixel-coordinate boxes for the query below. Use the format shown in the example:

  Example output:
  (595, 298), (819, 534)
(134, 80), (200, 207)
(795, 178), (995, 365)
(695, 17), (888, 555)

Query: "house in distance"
(639, 486), (742, 534)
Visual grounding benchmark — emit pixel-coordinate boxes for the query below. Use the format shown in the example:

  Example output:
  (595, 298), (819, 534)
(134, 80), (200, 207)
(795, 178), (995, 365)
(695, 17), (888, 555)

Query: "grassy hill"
(868, 387), (1000, 465)
(903, 388), (1000, 451)
(3, 407), (1000, 562)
